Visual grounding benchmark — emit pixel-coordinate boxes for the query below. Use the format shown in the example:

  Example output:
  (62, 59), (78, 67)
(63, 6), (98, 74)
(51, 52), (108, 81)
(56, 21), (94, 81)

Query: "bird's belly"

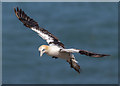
(47, 51), (70, 60)
(47, 50), (59, 56)
(46, 46), (71, 60)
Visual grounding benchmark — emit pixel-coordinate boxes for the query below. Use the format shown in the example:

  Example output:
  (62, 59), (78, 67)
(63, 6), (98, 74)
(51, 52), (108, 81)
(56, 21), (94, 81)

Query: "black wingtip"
(91, 54), (110, 57)
(14, 7), (40, 29)
(14, 7), (19, 12)
(79, 50), (110, 57)
(17, 7), (19, 12)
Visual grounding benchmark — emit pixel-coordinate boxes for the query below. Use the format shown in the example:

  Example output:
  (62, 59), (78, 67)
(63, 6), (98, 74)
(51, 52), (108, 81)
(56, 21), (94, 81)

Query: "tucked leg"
(52, 56), (58, 59)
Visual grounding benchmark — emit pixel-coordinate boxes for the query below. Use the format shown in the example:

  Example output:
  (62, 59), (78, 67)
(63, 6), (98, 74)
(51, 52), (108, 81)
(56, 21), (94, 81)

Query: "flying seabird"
(14, 7), (110, 73)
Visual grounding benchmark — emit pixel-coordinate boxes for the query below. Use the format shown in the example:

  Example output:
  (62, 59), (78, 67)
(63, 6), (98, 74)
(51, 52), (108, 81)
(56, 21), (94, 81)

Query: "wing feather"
(14, 7), (64, 48)
(60, 49), (110, 57)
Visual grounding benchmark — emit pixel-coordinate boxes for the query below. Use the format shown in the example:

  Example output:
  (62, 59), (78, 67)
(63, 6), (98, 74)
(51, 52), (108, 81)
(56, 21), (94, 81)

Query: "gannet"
(14, 7), (110, 73)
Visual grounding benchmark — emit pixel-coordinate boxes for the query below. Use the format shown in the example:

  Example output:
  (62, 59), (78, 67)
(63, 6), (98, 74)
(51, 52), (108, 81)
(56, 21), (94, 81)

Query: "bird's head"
(38, 45), (49, 57)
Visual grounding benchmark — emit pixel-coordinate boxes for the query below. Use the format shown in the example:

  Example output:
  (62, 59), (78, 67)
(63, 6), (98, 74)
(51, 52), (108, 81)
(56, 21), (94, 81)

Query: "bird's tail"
(67, 58), (80, 73)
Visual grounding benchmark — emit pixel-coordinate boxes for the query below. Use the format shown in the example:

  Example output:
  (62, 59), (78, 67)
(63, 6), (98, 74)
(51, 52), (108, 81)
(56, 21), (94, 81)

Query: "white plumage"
(14, 7), (110, 73)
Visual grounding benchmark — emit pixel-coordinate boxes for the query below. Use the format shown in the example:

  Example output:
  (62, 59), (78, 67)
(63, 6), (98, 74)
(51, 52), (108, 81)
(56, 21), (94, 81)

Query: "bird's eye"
(42, 49), (45, 51)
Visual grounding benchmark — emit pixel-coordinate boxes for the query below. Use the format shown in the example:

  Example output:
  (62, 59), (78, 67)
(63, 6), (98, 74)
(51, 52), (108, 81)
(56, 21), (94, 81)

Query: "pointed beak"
(40, 51), (43, 57)
(39, 50), (45, 57)
(39, 51), (41, 57)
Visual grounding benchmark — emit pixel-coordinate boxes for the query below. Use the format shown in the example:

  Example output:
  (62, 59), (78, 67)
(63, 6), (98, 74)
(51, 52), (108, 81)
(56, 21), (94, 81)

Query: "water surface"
(2, 2), (118, 84)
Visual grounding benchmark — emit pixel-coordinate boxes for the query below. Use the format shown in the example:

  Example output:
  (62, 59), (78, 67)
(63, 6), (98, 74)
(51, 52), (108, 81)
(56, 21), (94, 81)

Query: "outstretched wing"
(60, 49), (110, 57)
(14, 7), (65, 48)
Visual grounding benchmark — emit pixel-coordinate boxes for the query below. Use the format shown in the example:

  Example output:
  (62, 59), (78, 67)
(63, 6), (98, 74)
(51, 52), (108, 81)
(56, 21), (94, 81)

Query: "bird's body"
(46, 46), (61, 56)
(39, 45), (80, 73)
(46, 45), (69, 59)
(14, 7), (110, 73)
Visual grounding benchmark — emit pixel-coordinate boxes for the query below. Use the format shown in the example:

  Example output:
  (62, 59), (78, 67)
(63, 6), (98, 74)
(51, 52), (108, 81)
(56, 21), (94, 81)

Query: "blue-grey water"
(2, 2), (118, 84)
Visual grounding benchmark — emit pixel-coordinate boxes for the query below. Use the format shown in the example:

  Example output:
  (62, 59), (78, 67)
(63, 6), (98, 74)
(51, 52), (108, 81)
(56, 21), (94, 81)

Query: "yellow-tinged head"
(38, 45), (49, 57)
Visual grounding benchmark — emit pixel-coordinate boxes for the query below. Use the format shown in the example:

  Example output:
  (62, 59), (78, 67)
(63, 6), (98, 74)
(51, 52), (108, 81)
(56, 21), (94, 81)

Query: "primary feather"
(14, 7), (64, 48)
